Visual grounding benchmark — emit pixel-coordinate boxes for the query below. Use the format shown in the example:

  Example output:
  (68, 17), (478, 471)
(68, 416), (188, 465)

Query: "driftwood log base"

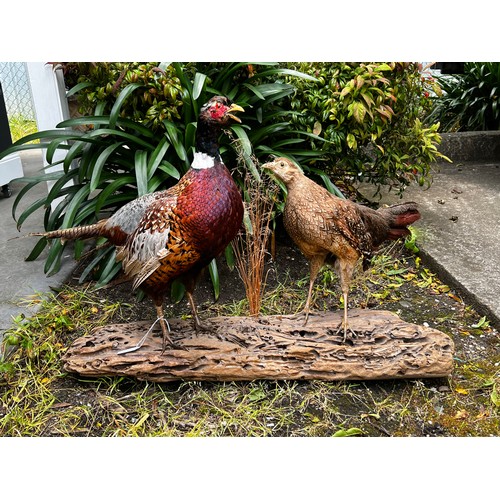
(62, 309), (454, 382)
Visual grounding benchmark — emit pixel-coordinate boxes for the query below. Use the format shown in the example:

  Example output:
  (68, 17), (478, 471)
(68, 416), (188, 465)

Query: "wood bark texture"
(62, 309), (454, 382)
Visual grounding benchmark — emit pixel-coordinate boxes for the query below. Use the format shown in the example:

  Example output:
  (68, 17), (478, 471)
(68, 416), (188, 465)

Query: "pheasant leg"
(116, 316), (169, 355)
(294, 254), (324, 326)
(298, 275), (315, 325)
(186, 290), (208, 331)
(336, 289), (358, 342)
(156, 304), (175, 353)
(339, 291), (354, 341)
(335, 258), (357, 342)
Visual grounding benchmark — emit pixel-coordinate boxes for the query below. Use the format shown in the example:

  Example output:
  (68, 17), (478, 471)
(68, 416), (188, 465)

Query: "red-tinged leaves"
(360, 92), (375, 108)
(340, 85), (352, 98)
(347, 133), (357, 150)
(377, 105), (394, 120)
(351, 102), (367, 123)
(355, 75), (364, 89)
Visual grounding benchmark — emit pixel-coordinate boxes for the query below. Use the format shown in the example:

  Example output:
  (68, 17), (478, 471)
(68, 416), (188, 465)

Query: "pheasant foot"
(290, 307), (313, 326)
(337, 322), (357, 343)
(116, 316), (173, 355)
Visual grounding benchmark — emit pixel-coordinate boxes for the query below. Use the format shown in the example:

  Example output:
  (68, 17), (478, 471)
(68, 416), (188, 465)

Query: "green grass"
(8, 115), (38, 143)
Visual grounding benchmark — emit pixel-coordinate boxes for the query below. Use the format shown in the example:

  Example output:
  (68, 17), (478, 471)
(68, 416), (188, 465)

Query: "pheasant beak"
(261, 161), (288, 185)
(261, 162), (282, 181)
(227, 103), (244, 123)
(261, 161), (276, 173)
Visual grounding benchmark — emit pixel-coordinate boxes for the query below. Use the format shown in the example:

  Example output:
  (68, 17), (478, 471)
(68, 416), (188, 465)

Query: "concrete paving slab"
(358, 161), (500, 329)
(0, 150), (74, 334)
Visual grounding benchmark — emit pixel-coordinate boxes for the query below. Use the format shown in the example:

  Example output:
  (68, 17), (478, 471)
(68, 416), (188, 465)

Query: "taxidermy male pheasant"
(262, 157), (421, 340)
(34, 96), (245, 353)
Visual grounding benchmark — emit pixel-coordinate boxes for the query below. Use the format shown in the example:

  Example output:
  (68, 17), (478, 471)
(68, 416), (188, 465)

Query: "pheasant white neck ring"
(192, 152), (216, 169)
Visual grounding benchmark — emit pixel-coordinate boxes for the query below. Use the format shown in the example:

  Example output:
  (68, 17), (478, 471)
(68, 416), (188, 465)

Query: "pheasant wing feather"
(117, 195), (177, 289)
(118, 229), (171, 290)
(322, 200), (375, 256)
(291, 178), (373, 257)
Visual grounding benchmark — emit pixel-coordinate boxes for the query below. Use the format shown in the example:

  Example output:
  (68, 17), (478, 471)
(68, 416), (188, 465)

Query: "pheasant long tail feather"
(29, 220), (108, 242)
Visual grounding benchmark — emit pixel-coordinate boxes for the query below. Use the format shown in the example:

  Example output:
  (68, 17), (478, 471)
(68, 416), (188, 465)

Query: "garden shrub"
(61, 62), (189, 130)
(426, 62), (500, 132)
(284, 62), (447, 193)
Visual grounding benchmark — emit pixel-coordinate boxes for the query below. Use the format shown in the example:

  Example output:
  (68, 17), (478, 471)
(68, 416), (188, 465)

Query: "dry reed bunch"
(232, 169), (278, 316)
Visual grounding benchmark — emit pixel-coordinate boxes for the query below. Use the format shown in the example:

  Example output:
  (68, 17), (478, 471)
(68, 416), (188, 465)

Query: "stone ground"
(0, 150), (74, 333)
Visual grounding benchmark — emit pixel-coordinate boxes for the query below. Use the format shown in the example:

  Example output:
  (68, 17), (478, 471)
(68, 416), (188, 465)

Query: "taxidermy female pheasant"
(34, 96), (245, 353)
(262, 157), (421, 340)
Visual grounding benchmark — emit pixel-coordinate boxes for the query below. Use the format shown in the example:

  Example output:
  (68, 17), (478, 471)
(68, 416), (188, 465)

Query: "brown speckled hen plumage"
(263, 157), (421, 339)
(34, 96), (244, 352)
